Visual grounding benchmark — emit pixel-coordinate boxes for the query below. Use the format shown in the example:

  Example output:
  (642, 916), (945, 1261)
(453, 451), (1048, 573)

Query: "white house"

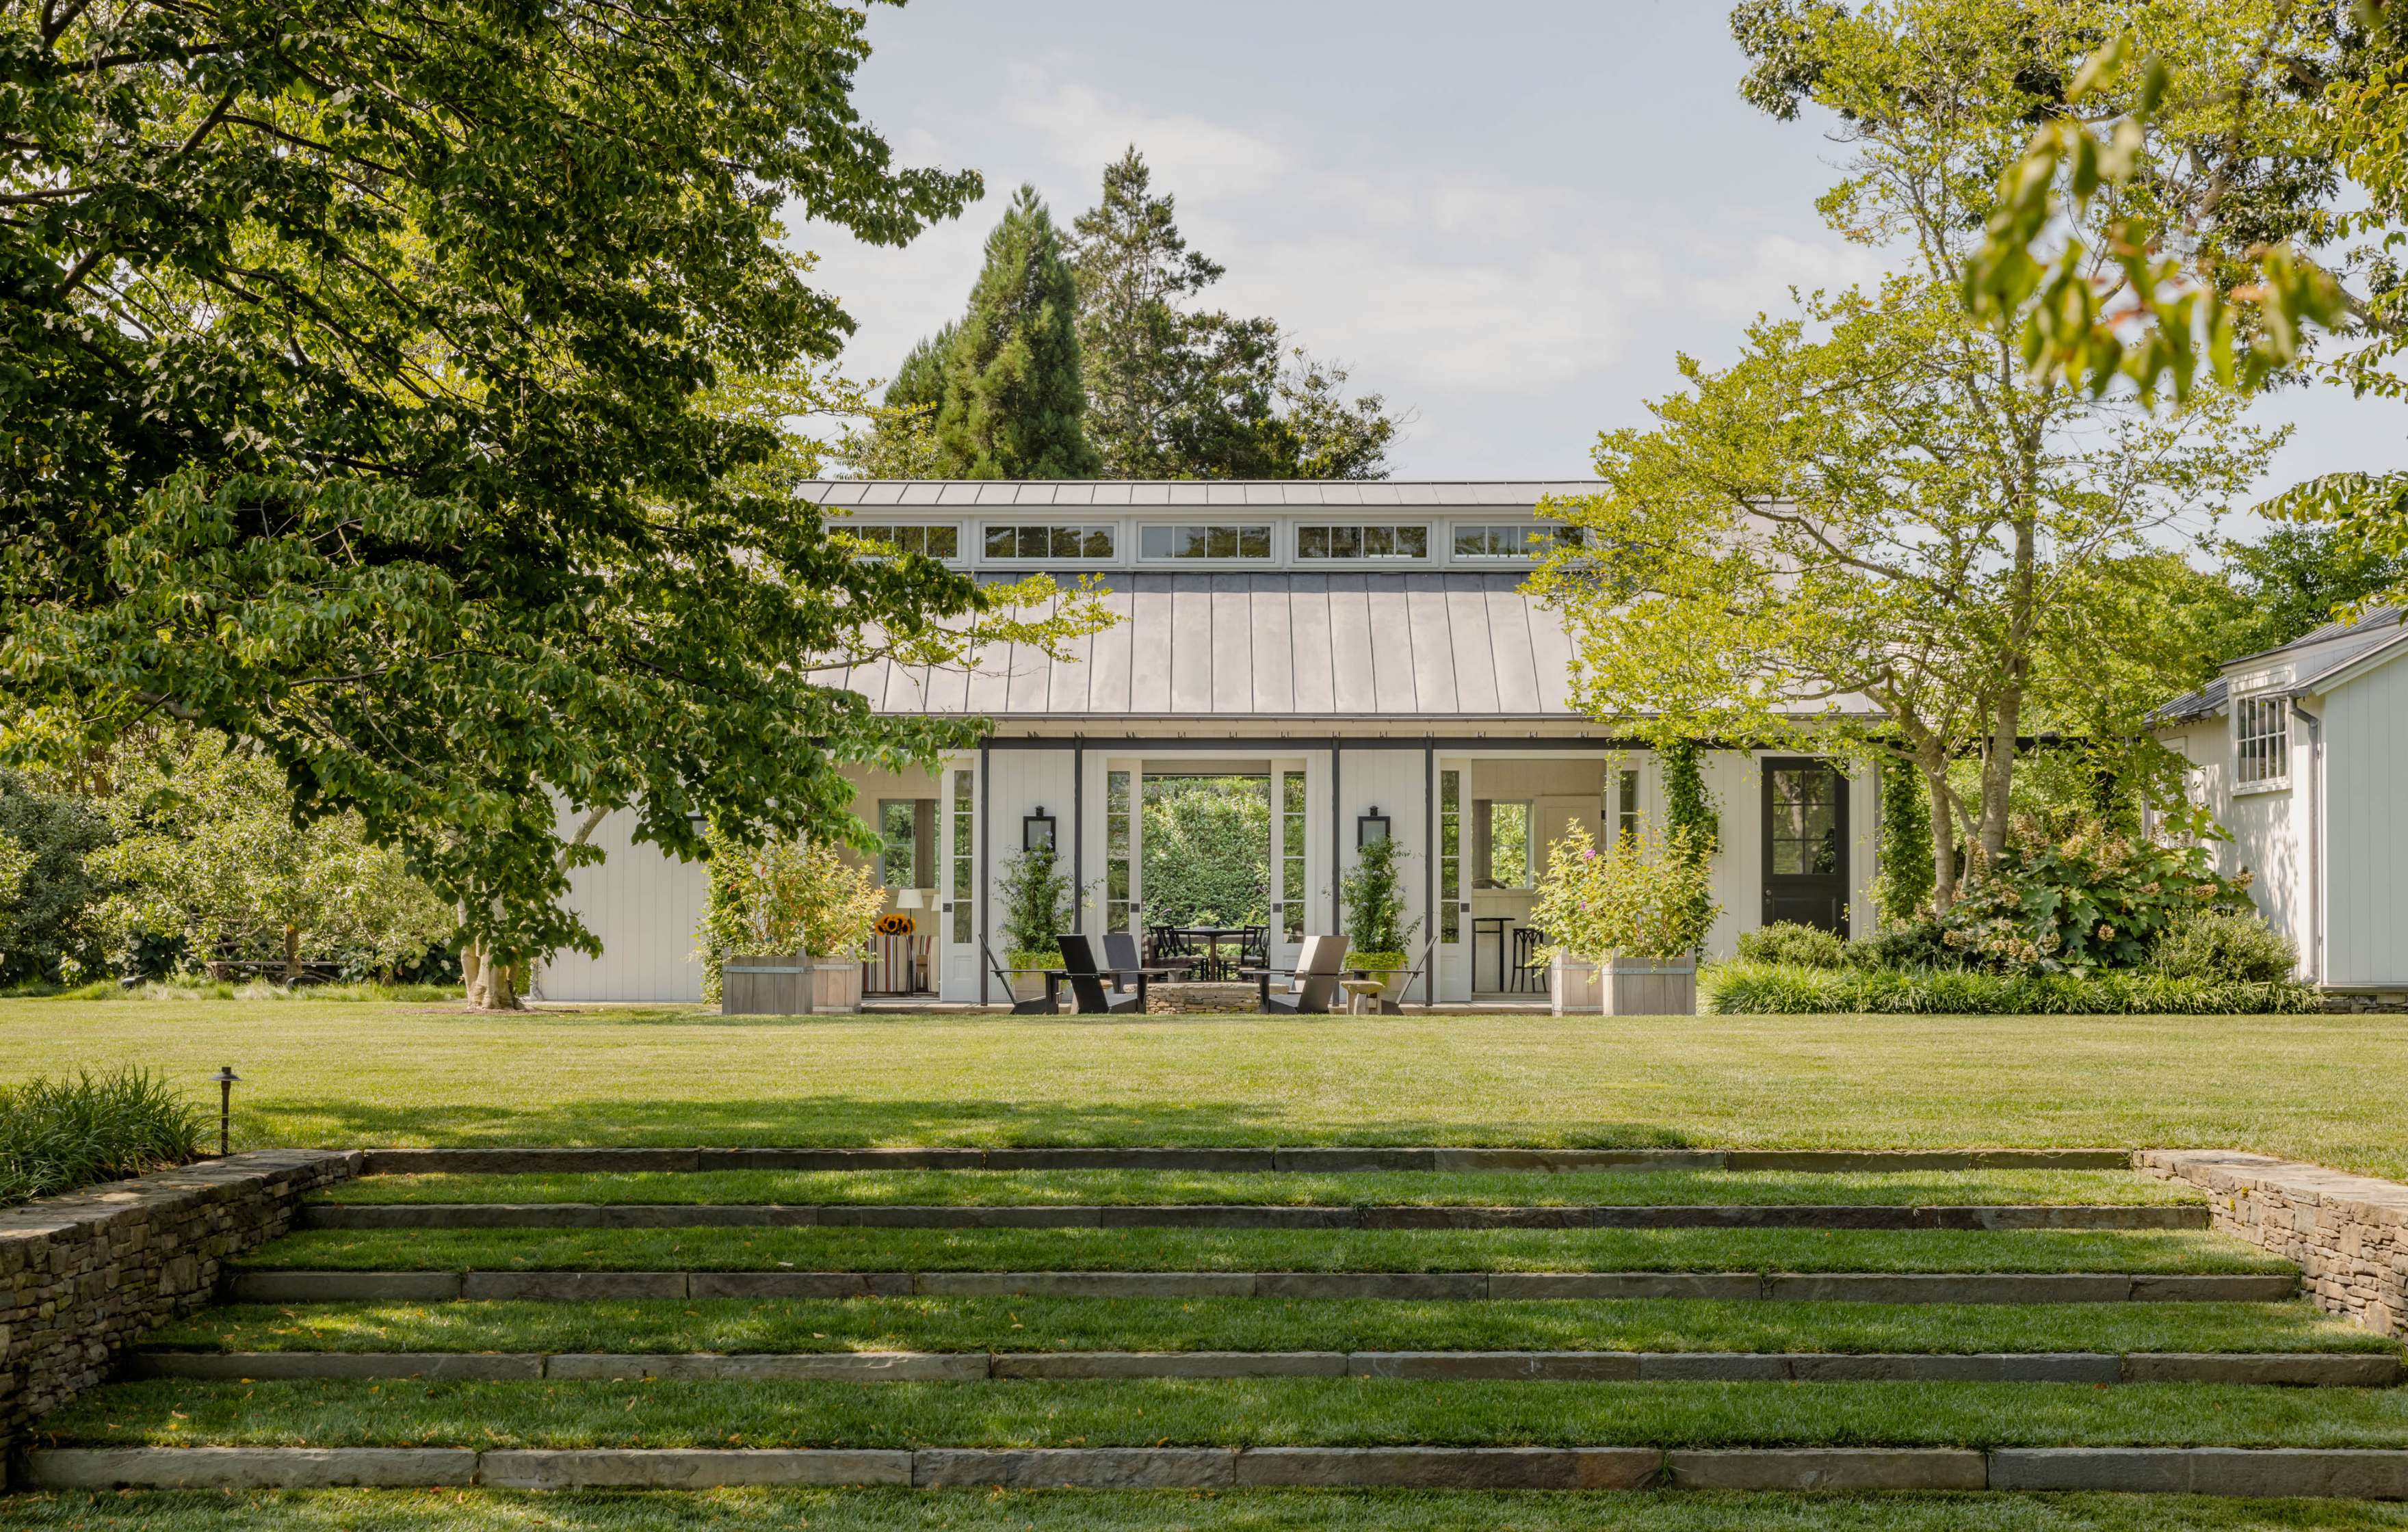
(536, 481), (1886, 1005)
(2153, 606), (2408, 999)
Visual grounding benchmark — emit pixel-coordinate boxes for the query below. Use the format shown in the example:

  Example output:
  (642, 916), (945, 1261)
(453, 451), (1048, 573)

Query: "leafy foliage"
(1735, 921), (1849, 970)
(995, 843), (1075, 972)
(1340, 833), (1417, 966)
(925, 186), (1101, 479)
(1532, 821), (1720, 962)
(694, 836), (887, 1003)
(1705, 961), (2320, 1016)
(85, 732), (453, 982)
(2152, 907), (2300, 983)
(0, 0), (1126, 995)
(0, 1068), (203, 1206)
(0, 771), (112, 984)
(1871, 756), (1935, 927)
(2223, 524), (2408, 651)
(1139, 776), (1270, 929)
(1930, 807), (2260, 975)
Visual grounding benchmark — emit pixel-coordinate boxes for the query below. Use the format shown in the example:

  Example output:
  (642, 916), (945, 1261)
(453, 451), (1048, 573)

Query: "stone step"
(223, 1269), (2301, 1304)
(356, 1147), (2137, 1176)
(298, 1202), (2208, 1232)
(130, 1348), (2405, 1387)
(26, 1444), (2408, 1496)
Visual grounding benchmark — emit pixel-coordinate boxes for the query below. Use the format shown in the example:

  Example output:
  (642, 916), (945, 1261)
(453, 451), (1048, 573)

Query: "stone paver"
(1350, 1351), (1644, 1380)
(543, 1351), (986, 1382)
(1989, 1447), (2408, 1498)
(914, 1448), (1238, 1489)
(1766, 1273), (2137, 1304)
(133, 1351), (543, 1382)
(1669, 1449), (1986, 1491)
(914, 1271), (1255, 1298)
(23, 1447), (476, 1489)
(688, 1272), (913, 1298)
(1233, 1446), (1647, 1489)
(480, 1449), (911, 1488)
(225, 1271), (462, 1302)
(1487, 1272), (1763, 1300)
(459, 1271), (685, 1301)
(992, 1350), (1347, 1378)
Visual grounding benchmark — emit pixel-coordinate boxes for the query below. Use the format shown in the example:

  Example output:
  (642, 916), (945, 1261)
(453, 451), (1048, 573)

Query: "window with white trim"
(1138, 524), (1272, 560)
(1296, 524), (1430, 559)
(2234, 694), (2289, 787)
(843, 524), (959, 559)
(984, 524), (1114, 560)
(1452, 523), (1580, 559)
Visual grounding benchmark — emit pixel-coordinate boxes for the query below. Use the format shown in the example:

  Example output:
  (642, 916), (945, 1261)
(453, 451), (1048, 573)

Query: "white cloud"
(1006, 77), (1294, 200)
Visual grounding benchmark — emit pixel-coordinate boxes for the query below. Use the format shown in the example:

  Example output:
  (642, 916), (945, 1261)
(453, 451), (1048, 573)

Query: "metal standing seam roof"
(2154, 606), (2408, 724)
(804, 479), (1605, 509)
(830, 572), (1586, 719)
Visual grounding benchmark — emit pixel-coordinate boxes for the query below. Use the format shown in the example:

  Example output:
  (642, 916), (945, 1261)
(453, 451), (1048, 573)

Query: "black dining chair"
(1510, 926), (1551, 993)
(1058, 934), (1146, 1015)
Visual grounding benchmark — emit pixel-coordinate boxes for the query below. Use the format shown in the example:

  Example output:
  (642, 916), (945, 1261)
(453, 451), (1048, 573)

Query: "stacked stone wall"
(1, 1149), (358, 1448)
(2138, 1149), (2408, 1338)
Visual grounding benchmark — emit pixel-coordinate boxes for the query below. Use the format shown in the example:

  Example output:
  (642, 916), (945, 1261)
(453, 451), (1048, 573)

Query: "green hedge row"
(1702, 961), (2325, 1016)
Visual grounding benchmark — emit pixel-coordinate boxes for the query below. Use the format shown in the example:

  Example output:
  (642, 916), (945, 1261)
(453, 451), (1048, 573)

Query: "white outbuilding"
(2153, 607), (2408, 1002)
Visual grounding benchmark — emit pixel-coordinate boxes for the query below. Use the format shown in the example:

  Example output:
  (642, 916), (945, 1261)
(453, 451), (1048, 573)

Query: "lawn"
(241, 1225), (2284, 1275)
(37, 1375), (2408, 1450)
(5, 1000), (2407, 1176)
(8, 1489), (2405, 1531)
(152, 1296), (2389, 1358)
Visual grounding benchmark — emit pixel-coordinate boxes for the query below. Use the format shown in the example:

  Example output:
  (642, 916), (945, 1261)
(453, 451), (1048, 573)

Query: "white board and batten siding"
(2323, 657), (2408, 986)
(536, 808), (709, 1003)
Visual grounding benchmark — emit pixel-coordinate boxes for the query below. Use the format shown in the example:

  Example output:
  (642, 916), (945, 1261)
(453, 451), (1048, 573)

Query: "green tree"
(1, 1), (1118, 1008)
(692, 834), (887, 1003)
(1341, 835), (1418, 966)
(86, 734), (454, 982)
(1872, 756), (1935, 927)
(1068, 148), (1402, 481)
(2223, 524), (2408, 652)
(0, 773), (112, 985)
(895, 185), (1100, 479)
(1535, 14), (2283, 913)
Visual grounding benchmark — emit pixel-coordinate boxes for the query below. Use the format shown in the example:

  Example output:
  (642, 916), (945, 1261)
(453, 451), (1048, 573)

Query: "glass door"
(941, 763), (978, 999)
(1436, 763), (1471, 1003)
(1270, 767), (1308, 972)
(1762, 758), (1850, 934)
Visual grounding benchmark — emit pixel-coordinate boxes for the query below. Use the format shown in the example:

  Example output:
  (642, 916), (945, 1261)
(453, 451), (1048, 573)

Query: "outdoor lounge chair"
(984, 945), (1060, 1015)
(1058, 933), (1148, 1015)
(1251, 934), (1347, 1016)
(1369, 932), (1443, 1013)
(1102, 932), (1150, 994)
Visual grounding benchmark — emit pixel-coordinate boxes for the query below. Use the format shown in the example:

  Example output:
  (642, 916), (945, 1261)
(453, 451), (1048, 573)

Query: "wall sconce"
(1023, 806), (1057, 853)
(1357, 806), (1390, 847)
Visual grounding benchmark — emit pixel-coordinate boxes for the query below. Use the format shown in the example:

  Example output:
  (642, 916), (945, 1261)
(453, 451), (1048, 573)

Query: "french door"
(1762, 758), (1850, 934)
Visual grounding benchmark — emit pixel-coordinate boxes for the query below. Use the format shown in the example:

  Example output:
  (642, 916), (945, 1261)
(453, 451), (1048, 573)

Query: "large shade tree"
(1534, 1), (2279, 912)
(1, 0), (1103, 1006)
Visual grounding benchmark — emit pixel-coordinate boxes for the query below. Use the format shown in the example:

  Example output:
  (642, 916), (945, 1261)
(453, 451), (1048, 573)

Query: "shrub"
(1703, 961), (2320, 1016)
(695, 835), (888, 1001)
(0, 1068), (205, 1206)
(995, 842), (1075, 973)
(0, 769), (113, 986)
(1843, 921), (1965, 971)
(1735, 921), (1847, 969)
(1934, 804), (2256, 974)
(2152, 908), (2299, 983)
(1532, 820), (1720, 961)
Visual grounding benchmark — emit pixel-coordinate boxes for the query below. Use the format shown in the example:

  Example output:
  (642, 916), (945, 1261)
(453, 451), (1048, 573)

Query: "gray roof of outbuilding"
(804, 479), (1604, 508)
(837, 572), (1587, 719)
(2153, 605), (2407, 724)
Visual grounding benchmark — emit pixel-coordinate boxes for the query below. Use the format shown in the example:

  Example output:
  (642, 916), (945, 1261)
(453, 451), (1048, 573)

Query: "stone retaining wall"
(2138, 1150), (2408, 1339)
(1, 1150), (358, 1448)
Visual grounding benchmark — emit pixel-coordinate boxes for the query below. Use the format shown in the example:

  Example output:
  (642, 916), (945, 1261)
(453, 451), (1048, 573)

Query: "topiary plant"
(1341, 833), (1418, 970)
(1735, 920), (1848, 969)
(996, 843), (1075, 972)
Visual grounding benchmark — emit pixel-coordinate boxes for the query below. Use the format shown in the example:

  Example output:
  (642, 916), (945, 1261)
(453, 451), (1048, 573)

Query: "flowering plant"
(694, 835), (887, 1001)
(1934, 804), (2255, 975)
(1531, 820), (1719, 962)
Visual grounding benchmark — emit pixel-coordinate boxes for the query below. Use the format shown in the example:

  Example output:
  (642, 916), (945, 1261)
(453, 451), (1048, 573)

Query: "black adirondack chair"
(1058, 933), (1147, 1015)
(984, 945), (1060, 1015)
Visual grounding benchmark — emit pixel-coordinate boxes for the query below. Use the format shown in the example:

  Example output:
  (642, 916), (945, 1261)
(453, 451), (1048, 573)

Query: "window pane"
(1396, 526), (1428, 557)
(1207, 525), (1238, 558)
(1454, 526), (1487, 557)
(985, 526), (1016, 559)
(1082, 527), (1112, 558)
(1439, 770), (1461, 942)
(926, 526), (958, 559)
(1489, 802), (1530, 888)
(1360, 526), (1389, 557)
(1298, 527), (1327, 558)
(878, 801), (915, 888)
(1140, 525), (1175, 559)
(1239, 525), (1270, 558)
(1333, 526), (1363, 557)
(951, 770), (974, 943)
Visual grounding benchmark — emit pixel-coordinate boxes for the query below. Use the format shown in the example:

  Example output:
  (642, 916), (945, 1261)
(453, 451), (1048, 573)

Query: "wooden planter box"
(1552, 955), (1697, 1016)
(721, 953), (862, 1016)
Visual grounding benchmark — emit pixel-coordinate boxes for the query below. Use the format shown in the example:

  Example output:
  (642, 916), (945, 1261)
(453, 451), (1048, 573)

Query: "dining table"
(1171, 926), (1258, 983)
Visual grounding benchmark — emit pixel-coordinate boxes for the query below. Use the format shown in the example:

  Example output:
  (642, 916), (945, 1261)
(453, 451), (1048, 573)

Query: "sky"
(791, 0), (2391, 499)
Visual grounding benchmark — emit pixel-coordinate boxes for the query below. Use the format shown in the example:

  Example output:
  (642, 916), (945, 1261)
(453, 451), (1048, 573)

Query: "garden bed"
(1703, 963), (2321, 1017)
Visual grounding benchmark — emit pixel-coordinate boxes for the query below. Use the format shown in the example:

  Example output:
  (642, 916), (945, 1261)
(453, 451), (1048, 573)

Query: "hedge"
(1703, 961), (2324, 1016)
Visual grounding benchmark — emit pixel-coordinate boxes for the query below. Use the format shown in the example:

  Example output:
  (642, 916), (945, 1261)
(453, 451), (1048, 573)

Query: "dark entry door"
(1762, 759), (1849, 934)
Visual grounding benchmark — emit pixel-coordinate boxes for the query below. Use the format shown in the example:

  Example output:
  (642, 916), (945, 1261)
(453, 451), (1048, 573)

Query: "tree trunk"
(283, 925), (301, 984)
(1916, 752), (1959, 914)
(462, 940), (522, 1010)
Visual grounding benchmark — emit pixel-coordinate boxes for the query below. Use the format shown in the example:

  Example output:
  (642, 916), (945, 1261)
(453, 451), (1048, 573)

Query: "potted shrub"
(1532, 821), (1718, 1016)
(996, 843), (1073, 1002)
(695, 836), (887, 1014)
(1341, 834), (1420, 1004)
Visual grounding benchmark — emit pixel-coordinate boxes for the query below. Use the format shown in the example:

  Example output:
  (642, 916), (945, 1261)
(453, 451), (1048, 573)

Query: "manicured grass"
(316, 1168), (2200, 1208)
(8, 1003), (2408, 1180)
(38, 1376), (2408, 1450)
(148, 1297), (2396, 1358)
(240, 1226), (2286, 1275)
(10, 1489), (2407, 1532)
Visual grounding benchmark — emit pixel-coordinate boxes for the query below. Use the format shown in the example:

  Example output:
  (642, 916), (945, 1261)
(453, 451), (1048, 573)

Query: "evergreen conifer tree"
(917, 186), (1098, 479)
